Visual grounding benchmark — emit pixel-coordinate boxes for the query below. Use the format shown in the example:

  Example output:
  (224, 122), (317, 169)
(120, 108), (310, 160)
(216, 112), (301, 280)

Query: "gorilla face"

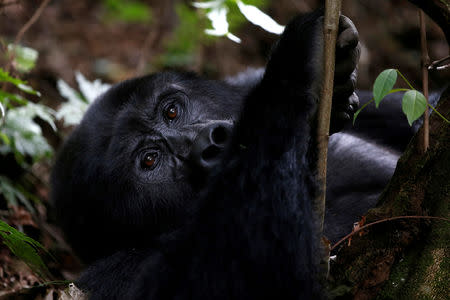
(101, 72), (238, 212)
(52, 72), (244, 259)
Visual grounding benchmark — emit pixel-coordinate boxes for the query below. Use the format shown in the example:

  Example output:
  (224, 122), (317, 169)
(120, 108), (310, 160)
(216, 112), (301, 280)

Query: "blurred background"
(0, 0), (448, 297)
(1, 0), (448, 87)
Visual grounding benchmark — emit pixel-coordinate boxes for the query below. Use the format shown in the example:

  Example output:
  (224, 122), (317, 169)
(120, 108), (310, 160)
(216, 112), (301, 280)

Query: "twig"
(315, 0), (342, 233)
(12, 0), (51, 49)
(331, 215), (450, 251)
(428, 55), (450, 71)
(419, 9), (430, 153)
(3, 0), (51, 78)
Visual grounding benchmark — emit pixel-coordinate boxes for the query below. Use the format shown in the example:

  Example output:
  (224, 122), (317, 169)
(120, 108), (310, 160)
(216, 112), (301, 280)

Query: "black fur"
(50, 11), (398, 299)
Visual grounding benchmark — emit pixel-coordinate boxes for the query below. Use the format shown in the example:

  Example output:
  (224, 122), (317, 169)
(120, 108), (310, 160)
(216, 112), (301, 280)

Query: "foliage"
(0, 66), (55, 167)
(354, 69), (449, 126)
(159, 3), (206, 68)
(193, 0), (282, 43)
(56, 71), (111, 126)
(0, 175), (39, 213)
(102, 0), (152, 23)
(6, 45), (39, 73)
(0, 219), (50, 279)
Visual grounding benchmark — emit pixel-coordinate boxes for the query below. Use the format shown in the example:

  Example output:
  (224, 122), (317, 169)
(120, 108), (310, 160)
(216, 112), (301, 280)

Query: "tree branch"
(315, 0), (341, 234)
(419, 10), (430, 153)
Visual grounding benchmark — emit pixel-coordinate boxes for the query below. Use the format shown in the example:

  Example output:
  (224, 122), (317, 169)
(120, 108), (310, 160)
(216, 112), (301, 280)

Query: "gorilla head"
(51, 72), (248, 260)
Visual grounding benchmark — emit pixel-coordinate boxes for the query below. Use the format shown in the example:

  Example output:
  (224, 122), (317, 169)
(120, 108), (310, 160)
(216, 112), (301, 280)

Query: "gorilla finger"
(337, 26), (359, 50)
(333, 78), (355, 98)
(338, 15), (353, 30)
(329, 111), (351, 134)
(335, 45), (360, 79)
(348, 92), (360, 111)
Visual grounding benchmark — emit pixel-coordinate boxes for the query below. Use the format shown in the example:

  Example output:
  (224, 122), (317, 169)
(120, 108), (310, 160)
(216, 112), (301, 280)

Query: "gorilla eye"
(165, 104), (178, 120)
(141, 152), (158, 169)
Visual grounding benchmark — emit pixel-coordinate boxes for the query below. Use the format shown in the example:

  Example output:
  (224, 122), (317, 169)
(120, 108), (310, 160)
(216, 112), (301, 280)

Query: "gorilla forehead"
(87, 71), (241, 121)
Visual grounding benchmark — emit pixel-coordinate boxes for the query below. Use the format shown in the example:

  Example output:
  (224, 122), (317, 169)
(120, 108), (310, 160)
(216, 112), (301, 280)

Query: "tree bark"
(328, 89), (450, 299)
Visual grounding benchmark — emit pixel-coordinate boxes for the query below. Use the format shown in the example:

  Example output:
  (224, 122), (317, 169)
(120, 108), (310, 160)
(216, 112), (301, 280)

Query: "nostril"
(202, 145), (221, 161)
(211, 126), (228, 145)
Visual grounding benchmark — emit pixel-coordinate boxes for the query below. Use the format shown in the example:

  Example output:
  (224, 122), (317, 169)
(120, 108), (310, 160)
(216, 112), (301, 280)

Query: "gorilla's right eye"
(165, 104), (178, 121)
(141, 152), (158, 169)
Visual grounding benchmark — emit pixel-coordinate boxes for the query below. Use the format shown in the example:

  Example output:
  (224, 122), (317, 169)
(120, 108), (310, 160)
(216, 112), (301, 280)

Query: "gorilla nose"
(190, 122), (232, 172)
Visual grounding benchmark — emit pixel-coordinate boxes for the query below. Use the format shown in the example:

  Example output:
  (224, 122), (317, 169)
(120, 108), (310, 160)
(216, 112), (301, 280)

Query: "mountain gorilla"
(51, 10), (404, 299)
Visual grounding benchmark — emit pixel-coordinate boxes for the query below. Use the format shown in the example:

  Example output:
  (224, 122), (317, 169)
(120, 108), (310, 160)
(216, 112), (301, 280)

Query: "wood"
(315, 0), (342, 233)
(419, 10), (430, 153)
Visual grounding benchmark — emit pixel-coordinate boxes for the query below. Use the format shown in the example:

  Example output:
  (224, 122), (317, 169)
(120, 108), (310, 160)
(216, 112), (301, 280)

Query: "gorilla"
(51, 10), (409, 299)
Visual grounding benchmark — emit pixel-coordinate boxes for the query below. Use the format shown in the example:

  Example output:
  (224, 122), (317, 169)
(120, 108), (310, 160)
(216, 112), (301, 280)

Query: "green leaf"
(1, 103), (54, 164)
(0, 219), (50, 279)
(7, 44), (39, 73)
(373, 69), (397, 108)
(0, 68), (39, 96)
(103, 0), (152, 23)
(402, 90), (427, 126)
(17, 84), (41, 96)
(159, 3), (205, 68)
(0, 68), (27, 87)
(0, 133), (10, 145)
(0, 90), (29, 105)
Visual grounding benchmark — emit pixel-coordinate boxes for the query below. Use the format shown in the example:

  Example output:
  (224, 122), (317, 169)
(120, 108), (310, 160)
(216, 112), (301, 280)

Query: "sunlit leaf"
(402, 90), (427, 126)
(205, 7), (230, 35)
(201, 4), (242, 43)
(56, 72), (110, 126)
(17, 84), (41, 96)
(75, 71), (111, 103)
(373, 69), (397, 108)
(1, 103), (54, 163)
(236, 1), (284, 34)
(0, 101), (4, 123)
(192, 0), (222, 9)
(7, 44), (39, 73)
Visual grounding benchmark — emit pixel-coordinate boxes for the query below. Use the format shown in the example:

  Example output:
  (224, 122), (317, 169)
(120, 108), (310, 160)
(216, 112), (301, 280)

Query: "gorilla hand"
(330, 15), (360, 133)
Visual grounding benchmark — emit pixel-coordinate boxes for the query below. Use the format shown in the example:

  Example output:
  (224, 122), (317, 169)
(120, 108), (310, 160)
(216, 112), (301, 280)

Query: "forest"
(0, 0), (449, 299)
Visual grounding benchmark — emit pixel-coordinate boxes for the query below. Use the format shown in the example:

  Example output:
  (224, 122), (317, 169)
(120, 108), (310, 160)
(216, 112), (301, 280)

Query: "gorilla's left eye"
(141, 152), (158, 169)
(165, 104), (178, 120)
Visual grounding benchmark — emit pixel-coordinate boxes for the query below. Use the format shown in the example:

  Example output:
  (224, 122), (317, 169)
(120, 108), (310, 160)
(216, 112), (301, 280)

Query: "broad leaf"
(75, 71), (111, 103)
(0, 219), (50, 279)
(236, 1), (284, 34)
(402, 90), (427, 126)
(1, 103), (54, 163)
(373, 69), (397, 107)
(7, 44), (39, 73)
(56, 73), (111, 126)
